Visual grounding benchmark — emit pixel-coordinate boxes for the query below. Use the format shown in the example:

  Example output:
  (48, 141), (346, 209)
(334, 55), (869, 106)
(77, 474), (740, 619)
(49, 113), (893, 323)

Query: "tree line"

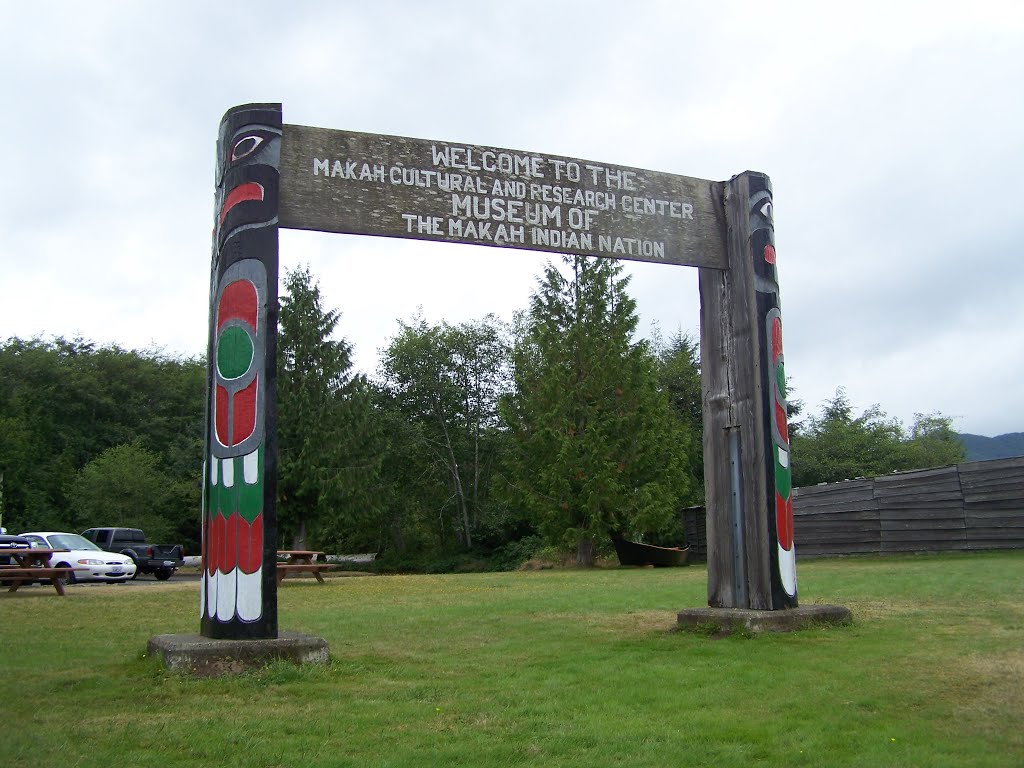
(0, 257), (964, 568)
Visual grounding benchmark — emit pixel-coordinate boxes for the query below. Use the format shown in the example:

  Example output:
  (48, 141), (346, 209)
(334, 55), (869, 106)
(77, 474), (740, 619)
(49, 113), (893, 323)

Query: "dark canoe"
(610, 534), (690, 567)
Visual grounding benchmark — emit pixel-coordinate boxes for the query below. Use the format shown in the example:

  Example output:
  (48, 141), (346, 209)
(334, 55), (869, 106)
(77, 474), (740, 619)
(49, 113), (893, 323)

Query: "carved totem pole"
(202, 104), (282, 639)
(750, 176), (797, 605)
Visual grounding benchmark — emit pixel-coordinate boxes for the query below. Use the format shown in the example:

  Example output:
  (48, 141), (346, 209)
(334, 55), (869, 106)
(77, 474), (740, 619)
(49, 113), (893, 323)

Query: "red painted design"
(775, 402), (790, 446)
(232, 379), (258, 445)
(237, 514), (263, 574)
(771, 316), (783, 363)
(770, 315), (789, 446)
(206, 513), (223, 574)
(776, 492), (794, 550)
(219, 514), (237, 573)
(217, 280), (258, 331)
(764, 244), (777, 264)
(219, 182), (265, 225)
(203, 516), (212, 574)
(215, 385), (229, 446)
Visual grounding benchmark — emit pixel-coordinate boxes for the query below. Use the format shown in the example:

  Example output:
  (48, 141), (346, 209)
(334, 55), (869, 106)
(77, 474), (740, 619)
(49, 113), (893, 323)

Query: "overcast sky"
(2, 1), (1022, 437)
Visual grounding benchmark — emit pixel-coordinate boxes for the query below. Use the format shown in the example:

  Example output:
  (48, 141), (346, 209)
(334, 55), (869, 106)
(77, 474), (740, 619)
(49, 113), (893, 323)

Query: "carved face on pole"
(202, 104), (281, 639)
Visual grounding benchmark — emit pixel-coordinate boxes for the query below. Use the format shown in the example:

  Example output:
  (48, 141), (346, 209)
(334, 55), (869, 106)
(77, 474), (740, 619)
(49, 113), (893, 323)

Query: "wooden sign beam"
(278, 124), (727, 269)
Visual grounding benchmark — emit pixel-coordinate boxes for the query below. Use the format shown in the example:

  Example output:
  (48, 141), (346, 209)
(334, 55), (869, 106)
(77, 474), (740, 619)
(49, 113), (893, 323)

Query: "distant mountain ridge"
(957, 432), (1024, 461)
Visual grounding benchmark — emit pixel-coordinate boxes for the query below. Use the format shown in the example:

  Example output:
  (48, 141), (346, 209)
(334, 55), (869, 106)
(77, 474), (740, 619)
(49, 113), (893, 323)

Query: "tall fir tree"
(501, 257), (693, 565)
(276, 265), (383, 552)
(653, 329), (704, 507)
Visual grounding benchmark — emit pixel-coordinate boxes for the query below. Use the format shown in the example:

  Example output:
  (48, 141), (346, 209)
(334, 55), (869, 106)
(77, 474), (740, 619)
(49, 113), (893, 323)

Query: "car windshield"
(47, 533), (101, 551)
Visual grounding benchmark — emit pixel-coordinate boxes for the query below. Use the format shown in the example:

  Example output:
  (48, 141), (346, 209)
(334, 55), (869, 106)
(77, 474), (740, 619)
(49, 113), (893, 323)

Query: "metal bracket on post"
(727, 426), (748, 608)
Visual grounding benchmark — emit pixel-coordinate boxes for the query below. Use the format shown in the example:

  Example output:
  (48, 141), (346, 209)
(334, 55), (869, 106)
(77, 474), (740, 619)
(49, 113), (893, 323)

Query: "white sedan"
(19, 532), (137, 583)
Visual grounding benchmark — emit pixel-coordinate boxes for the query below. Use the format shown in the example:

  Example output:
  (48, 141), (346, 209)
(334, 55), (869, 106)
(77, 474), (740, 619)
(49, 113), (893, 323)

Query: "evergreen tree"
(653, 329), (704, 505)
(276, 265), (383, 552)
(501, 257), (693, 565)
(791, 388), (965, 486)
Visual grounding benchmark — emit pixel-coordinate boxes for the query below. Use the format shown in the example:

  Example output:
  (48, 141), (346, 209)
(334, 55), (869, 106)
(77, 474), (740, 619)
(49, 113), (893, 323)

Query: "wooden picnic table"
(276, 550), (335, 585)
(0, 549), (73, 596)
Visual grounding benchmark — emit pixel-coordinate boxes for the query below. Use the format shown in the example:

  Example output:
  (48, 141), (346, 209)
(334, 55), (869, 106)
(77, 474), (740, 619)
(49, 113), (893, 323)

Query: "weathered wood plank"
(699, 259), (738, 605)
(961, 493), (1024, 506)
(958, 456), (1024, 475)
(793, 496), (876, 507)
(680, 507), (708, 562)
(795, 491), (876, 504)
(965, 538), (1024, 549)
(796, 522), (883, 534)
(794, 479), (874, 497)
(794, 510), (882, 522)
(962, 512), (1024, 524)
(880, 519), (966, 531)
(798, 544), (880, 556)
(875, 482), (962, 498)
(279, 124), (728, 268)
(878, 503), (964, 514)
(796, 532), (881, 545)
(700, 172), (781, 609)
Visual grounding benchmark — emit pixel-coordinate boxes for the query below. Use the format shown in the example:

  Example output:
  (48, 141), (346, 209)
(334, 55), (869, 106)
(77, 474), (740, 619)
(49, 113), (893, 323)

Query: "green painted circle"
(217, 327), (254, 379)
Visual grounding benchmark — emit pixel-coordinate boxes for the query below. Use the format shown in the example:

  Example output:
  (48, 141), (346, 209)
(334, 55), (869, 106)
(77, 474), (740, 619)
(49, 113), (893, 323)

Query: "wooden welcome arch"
(202, 103), (796, 640)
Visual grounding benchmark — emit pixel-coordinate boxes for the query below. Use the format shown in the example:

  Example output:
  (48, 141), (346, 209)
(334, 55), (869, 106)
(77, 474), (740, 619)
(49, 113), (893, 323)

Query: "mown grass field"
(2, 552), (1022, 767)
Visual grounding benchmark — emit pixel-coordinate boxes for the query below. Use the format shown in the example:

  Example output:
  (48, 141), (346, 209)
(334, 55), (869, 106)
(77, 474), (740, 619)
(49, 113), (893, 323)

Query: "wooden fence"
(681, 456), (1024, 560)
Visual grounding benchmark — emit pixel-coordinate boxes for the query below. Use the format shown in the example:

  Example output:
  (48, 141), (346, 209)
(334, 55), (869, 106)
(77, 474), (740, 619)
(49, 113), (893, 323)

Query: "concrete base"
(676, 604), (852, 636)
(147, 631), (329, 677)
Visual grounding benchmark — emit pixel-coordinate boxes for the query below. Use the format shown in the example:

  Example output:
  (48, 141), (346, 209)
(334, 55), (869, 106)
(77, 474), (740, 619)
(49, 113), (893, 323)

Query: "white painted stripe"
(206, 570), (218, 618)
(778, 543), (798, 597)
(209, 456), (218, 485)
(216, 568), (237, 621)
(222, 457), (234, 488)
(778, 448), (789, 469)
(236, 568), (263, 621)
(244, 448), (259, 484)
(199, 575), (206, 619)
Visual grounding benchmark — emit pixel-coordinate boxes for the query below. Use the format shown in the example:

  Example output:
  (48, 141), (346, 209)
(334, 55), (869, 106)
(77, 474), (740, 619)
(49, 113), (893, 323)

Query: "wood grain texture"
(279, 124), (727, 268)
(699, 173), (772, 609)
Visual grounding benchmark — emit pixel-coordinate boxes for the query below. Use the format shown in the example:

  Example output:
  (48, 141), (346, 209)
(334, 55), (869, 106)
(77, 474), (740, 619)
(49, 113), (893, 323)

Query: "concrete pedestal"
(676, 605), (852, 636)
(147, 631), (329, 676)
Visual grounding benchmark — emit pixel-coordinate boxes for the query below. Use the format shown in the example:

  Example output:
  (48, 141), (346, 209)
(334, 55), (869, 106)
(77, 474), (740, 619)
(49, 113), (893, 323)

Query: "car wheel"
(126, 553), (140, 579)
(155, 568), (173, 581)
(56, 562), (76, 585)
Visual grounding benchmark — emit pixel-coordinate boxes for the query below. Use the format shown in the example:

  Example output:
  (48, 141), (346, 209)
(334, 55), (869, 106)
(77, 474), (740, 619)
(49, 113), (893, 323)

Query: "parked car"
(18, 532), (137, 583)
(80, 527), (184, 580)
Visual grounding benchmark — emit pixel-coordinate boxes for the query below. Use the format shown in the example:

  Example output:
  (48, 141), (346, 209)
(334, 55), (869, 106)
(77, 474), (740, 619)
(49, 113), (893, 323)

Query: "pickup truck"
(81, 527), (185, 580)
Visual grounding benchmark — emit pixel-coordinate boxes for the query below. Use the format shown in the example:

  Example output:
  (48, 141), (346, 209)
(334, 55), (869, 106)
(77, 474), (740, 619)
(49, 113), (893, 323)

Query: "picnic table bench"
(1, 548), (73, 595)
(276, 550), (338, 585)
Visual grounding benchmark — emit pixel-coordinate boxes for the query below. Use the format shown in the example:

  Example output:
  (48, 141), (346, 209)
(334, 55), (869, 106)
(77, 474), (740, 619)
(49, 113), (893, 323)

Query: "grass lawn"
(2, 552), (1022, 767)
